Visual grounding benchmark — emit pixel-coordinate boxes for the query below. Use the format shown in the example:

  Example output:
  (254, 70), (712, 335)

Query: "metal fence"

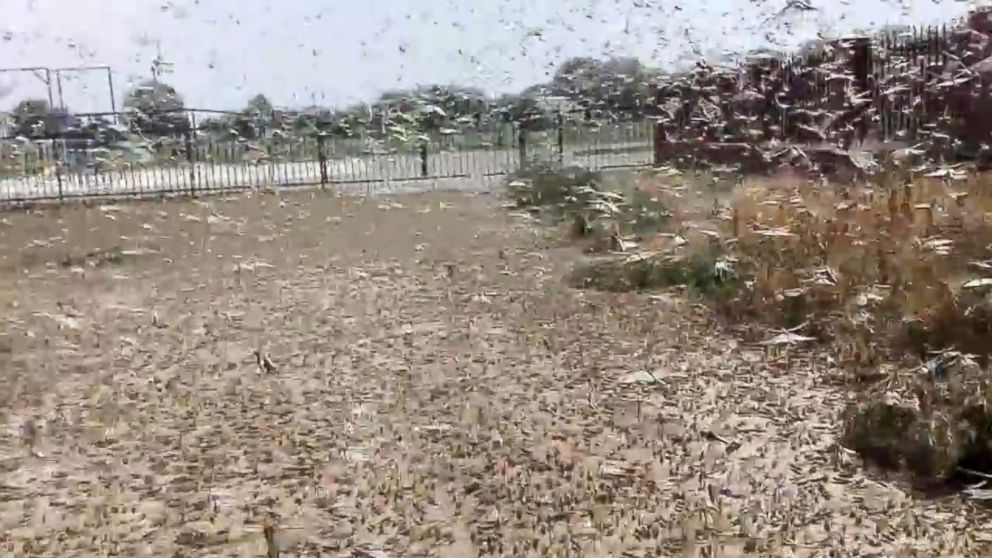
(776, 24), (967, 144)
(0, 116), (654, 204)
(658, 19), (992, 153)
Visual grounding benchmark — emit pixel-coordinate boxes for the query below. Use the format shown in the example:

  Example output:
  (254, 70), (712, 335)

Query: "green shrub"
(567, 248), (741, 295)
(506, 163), (603, 213)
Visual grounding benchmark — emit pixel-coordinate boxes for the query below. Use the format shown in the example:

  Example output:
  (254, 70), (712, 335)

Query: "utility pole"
(151, 41), (174, 82)
(152, 41), (161, 80)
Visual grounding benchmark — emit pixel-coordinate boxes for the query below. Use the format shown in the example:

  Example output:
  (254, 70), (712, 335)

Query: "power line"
(0, 64), (118, 122)
(0, 67), (54, 107)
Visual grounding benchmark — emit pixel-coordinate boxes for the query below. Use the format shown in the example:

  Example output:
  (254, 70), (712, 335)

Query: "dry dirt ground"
(0, 189), (989, 557)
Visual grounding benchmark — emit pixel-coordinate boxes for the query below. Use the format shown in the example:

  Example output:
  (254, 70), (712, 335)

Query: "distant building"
(270, 109), (292, 129)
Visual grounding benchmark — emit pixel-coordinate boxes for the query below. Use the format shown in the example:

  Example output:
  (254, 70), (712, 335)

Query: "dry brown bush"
(718, 171), (992, 368)
(564, 166), (992, 482)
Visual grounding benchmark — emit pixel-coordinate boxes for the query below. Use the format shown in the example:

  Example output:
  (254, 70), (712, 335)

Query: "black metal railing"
(0, 116), (655, 204)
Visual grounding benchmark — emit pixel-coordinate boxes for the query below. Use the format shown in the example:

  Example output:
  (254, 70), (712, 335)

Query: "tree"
(599, 58), (651, 115)
(231, 114), (259, 140)
(197, 116), (229, 137)
(125, 79), (184, 114)
(245, 93), (273, 116)
(6, 98), (84, 138)
(502, 94), (553, 131)
(547, 56), (655, 117)
(123, 79), (189, 136)
(602, 56), (643, 77)
(240, 94), (274, 139)
(554, 57), (603, 85)
(11, 98), (52, 137)
(416, 104), (447, 133)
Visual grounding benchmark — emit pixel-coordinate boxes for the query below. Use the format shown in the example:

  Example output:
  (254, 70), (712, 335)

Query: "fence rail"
(0, 119), (655, 204)
(779, 24), (966, 145)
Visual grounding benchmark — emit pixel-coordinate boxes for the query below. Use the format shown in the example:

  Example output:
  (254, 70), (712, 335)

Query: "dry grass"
(559, 167), (992, 483)
(716, 172), (992, 361)
(717, 171), (992, 481)
(2, 186), (992, 556)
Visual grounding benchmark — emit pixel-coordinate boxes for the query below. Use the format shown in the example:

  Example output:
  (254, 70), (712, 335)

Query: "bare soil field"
(0, 189), (989, 557)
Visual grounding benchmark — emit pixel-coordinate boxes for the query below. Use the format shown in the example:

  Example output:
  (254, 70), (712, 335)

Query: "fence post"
(317, 133), (328, 189)
(517, 127), (527, 170)
(557, 112), (565, 164)
(420, 142), (428, 177)
(184, 130), (196, 195)
(265, 141), (275, 187)
(54, 135), (64, 202)
(653, 120), (667, 167)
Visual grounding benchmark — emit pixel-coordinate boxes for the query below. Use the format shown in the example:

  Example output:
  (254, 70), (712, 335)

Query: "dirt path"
(0, 190), (987, 556)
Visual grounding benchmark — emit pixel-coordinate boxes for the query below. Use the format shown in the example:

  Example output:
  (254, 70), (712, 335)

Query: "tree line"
(2, 55), (664, 144)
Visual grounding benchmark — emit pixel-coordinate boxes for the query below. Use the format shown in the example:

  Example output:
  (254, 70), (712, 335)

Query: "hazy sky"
(0, 0), (978, 113)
